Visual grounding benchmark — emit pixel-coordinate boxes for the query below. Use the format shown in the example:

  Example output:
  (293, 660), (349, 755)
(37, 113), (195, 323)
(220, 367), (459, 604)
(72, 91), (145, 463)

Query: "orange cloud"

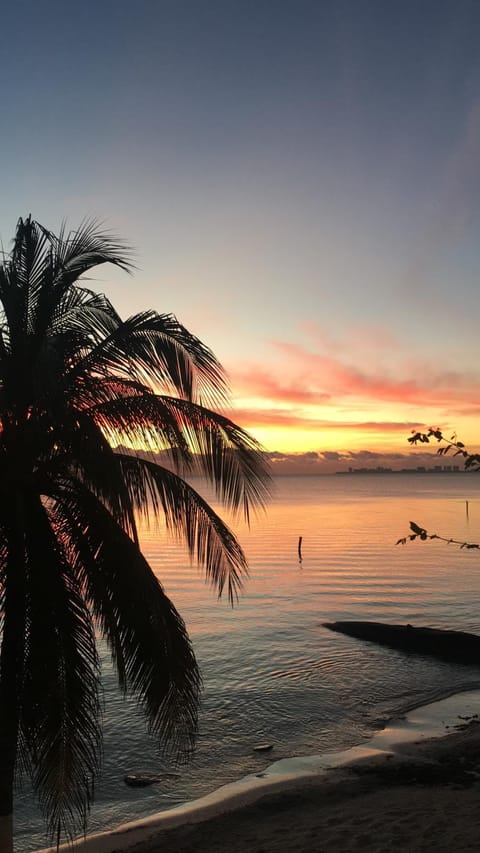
(226, 407), (422, 433)
(232, 368), (330, 404)
(230, 339), (480, 411)
(225, 330), (480, 455)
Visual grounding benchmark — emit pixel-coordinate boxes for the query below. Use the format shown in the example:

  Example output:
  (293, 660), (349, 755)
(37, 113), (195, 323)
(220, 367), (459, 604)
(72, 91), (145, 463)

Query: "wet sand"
(40, 716), (480, 853)
(123, 722), (480, 853)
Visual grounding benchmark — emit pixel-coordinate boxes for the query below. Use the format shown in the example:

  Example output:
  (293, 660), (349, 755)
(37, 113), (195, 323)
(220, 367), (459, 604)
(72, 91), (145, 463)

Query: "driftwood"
(323, 621), (480, 665)
(253, 743), (274, 753)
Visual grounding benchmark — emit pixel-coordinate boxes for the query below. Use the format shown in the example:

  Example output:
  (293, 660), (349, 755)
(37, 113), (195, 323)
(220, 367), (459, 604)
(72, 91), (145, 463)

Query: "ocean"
(21, 472), (480, 852)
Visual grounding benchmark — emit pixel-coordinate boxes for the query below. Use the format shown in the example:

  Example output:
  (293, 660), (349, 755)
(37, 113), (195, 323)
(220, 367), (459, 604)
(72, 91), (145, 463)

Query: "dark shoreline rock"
(323, 620), (480, 665)
(124, 774), (161, 787)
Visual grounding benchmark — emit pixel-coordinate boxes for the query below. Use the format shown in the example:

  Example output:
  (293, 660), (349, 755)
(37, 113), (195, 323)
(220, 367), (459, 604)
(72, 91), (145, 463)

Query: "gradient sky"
(3, 0), (480, 471)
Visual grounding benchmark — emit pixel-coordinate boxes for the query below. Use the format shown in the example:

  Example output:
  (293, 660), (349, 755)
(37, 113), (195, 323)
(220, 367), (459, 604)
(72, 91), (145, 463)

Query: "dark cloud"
(321, 451), (350, 461)
(264, 448), (464, 475)
(346, 450), (384, 460)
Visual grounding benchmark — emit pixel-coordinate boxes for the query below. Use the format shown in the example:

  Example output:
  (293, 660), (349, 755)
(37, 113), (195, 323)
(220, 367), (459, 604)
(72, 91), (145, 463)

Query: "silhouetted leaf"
(0, 216), (272, 846)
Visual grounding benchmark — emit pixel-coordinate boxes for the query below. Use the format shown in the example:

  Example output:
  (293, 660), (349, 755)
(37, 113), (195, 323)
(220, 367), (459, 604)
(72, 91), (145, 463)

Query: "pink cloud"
(231, 340), (480, 410)
(226, 405), (422, 433)
(298, 320), (400, 354)
(224, 330), (480, 456)
(232, 368), (330, 404)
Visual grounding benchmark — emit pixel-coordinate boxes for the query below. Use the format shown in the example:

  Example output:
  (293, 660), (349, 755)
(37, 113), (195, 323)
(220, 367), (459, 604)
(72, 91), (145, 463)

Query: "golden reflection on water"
(137, 474), (480, 636)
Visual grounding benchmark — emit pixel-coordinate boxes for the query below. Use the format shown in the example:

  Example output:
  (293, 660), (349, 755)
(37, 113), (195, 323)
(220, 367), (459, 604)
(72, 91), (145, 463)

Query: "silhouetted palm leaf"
(19, 493), (101, 842)
(0, 216), (271, 848)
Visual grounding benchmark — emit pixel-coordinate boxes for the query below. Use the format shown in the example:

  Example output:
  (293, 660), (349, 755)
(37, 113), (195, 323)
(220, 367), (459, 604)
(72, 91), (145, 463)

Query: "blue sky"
(3, 0), (480, 466)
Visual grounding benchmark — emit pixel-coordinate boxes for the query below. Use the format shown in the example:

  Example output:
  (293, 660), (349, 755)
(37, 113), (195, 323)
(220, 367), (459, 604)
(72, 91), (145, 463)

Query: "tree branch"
(398, 428), (480, 549)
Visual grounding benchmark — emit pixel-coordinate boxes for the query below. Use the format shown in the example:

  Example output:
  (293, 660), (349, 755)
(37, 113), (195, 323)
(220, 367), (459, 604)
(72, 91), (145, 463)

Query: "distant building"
(337, 464), (464, 476)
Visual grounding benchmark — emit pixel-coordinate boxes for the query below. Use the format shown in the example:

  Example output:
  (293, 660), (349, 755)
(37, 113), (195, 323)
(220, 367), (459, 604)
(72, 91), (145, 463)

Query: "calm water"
(23, 473), (480, 851)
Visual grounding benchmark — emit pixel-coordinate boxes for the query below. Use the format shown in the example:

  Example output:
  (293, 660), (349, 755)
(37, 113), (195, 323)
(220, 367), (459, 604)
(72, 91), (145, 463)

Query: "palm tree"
(0, 216), (271, 851)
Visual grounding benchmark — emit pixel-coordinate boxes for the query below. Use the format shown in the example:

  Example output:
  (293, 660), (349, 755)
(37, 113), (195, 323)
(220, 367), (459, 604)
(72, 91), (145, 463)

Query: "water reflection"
(20, 474), (480, 851)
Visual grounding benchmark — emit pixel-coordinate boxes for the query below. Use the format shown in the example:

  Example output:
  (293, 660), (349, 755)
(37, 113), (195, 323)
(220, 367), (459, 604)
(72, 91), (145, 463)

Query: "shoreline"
(37, 689), (480, 853)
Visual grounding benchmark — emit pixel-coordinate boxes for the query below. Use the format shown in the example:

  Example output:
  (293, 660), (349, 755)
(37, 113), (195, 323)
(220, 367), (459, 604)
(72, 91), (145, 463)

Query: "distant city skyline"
(3, 0), (480, 466)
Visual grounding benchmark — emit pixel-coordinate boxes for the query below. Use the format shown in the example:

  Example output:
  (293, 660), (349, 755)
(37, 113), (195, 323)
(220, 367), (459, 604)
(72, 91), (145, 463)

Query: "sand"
(122, 723), (480, 853)
(39, 715), (480, 853)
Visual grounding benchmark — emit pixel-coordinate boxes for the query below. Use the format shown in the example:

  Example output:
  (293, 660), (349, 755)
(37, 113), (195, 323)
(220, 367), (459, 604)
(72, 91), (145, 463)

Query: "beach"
(39, 692), (480, 853)
(128, 727), (480, 853)
(21, 474), (480, 850)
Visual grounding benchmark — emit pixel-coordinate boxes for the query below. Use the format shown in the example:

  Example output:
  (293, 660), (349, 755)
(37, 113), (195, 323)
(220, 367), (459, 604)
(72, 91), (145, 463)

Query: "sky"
(2, 0), (480, 472)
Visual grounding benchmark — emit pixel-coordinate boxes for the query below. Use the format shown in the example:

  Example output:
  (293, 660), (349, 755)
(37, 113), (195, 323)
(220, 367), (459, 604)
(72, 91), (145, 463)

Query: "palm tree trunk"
(0, 531), (27, 853)
(0, 814), (13, 853)
(0, 630), (20, 853)
(0, 621), (21, 853)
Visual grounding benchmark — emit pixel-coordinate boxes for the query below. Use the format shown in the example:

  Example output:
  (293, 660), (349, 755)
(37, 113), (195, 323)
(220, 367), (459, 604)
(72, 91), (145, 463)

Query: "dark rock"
(124, 774), (161, 787)
(323, 620), (480, 665)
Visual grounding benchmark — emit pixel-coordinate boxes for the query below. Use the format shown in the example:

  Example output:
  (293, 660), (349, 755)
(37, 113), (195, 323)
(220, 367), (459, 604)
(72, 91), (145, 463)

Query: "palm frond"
(51, 287), (122, 341)
(33, 222), (131, 342)
(87, 393), (272, 517)
(38, 217), (133, 281)
(132, 396), (272, 519)
(69, 311), (229, 405)
(115, 454), (248, 602)
(10, 216), (52, 306)
(0, 214), (271, 848)
(17, 494), (101, 843)
(34, 408), (139, 542)
(88, 391), (192, 464)
(51, 485), (200, 761)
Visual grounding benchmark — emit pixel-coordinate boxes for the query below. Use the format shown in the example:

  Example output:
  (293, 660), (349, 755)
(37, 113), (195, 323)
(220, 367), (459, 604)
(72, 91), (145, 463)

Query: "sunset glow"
(8, 5), (480, 849)
(3, 1), (480, 470)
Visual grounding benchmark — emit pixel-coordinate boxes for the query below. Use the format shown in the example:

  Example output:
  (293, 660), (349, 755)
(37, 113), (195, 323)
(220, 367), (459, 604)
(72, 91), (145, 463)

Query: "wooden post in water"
(298, 536), (303, 563)
(466, 500), (469, 520)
